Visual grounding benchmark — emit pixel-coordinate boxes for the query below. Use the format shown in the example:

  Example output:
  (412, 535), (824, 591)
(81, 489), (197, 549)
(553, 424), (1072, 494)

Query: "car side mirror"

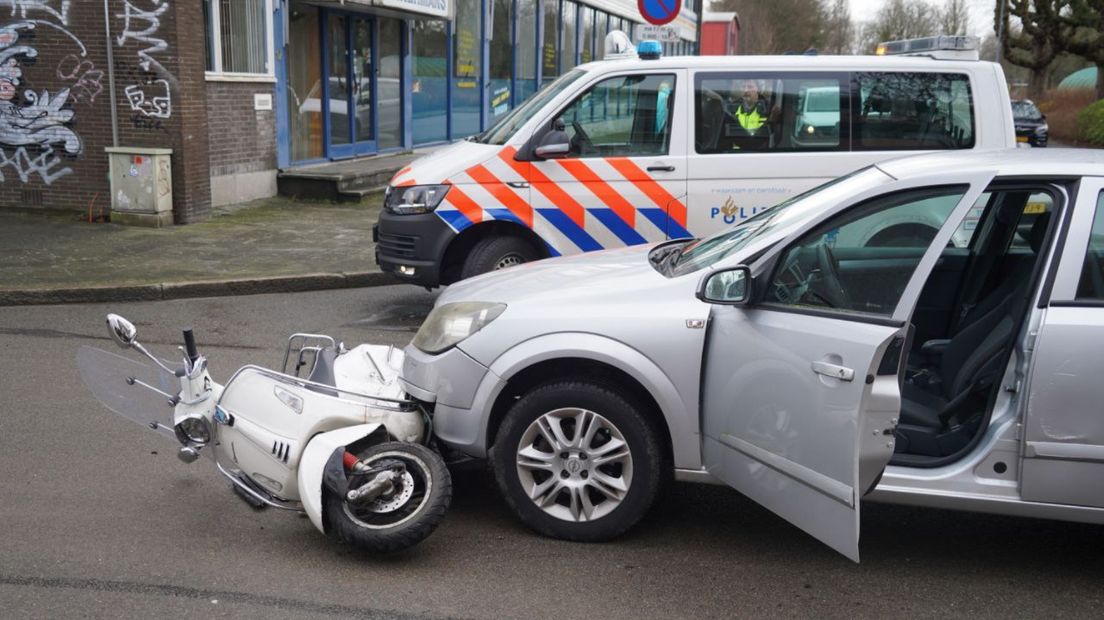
(535, 143), (570, 160)
(1040, 113), (1047, 121)
(697, 266), (751, 305)
(106, 313), (138, 349)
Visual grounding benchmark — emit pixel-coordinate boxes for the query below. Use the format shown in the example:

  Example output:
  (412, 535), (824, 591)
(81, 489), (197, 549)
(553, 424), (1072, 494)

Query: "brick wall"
(0, 1), (222, 223)
(207, 82), (277, 178)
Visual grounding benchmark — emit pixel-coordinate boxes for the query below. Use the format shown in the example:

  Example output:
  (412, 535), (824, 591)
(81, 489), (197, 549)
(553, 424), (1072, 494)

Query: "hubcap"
(515, 407), (633, 523)
(494, 253), (525, 270)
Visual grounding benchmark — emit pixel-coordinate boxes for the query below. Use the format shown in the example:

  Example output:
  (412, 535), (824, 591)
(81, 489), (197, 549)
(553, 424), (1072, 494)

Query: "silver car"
(400, 148), (1104, 561)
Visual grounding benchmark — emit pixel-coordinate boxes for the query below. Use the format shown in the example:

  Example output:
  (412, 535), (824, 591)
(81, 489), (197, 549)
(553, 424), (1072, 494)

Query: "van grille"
(378, 232), (417, 259)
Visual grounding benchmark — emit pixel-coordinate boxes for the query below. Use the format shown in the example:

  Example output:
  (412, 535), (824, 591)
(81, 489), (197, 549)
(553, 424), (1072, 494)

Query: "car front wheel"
(490, 380), (663, 542)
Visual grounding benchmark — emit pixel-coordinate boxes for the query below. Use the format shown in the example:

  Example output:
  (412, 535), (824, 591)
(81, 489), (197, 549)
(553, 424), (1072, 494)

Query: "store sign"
(638, 0), (680, 26)
(362, 0), (452, 19)
(639, 25), (680, 42)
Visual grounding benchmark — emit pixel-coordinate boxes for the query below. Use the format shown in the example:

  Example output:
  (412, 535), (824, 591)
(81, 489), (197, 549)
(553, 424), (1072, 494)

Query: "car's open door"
(700, 172), (992, 562)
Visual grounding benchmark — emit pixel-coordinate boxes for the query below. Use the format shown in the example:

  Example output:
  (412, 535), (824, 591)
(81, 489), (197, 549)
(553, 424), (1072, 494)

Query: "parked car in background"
(399, 148), (1104, 562)
(1012, 99), (1049, 147)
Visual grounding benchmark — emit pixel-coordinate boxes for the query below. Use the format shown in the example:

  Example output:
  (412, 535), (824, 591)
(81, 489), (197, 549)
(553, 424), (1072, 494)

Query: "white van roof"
(577, 54), (994, 74)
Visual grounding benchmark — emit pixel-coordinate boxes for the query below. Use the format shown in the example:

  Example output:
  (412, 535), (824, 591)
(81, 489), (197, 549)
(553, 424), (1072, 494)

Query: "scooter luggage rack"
(282, 333), (336, 378)
(223, 364), (422, 413)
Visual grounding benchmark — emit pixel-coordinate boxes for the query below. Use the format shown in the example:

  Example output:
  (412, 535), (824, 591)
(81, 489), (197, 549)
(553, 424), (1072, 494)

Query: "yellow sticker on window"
(1024, 202), (1048, 214)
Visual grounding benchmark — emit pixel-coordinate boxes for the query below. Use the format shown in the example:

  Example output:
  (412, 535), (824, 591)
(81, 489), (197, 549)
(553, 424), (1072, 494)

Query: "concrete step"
(277, 150), (429, 202)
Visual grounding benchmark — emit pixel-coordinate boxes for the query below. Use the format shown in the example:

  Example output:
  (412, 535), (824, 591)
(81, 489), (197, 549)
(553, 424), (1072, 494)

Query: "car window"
(555, 73), (675, 158)
(1077, 192), (1104, 300)
(765, 187), (967, 317)
(1009, 192), (1054, 250)
(1011, 100), (1042, 121)
(694, 72), (846, 154)
(853, 72), (974, 150)
(479, 70), (585, 145)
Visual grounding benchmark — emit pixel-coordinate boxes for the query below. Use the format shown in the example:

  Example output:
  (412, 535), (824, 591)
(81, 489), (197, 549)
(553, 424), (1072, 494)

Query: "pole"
(103, 0), (119, 147)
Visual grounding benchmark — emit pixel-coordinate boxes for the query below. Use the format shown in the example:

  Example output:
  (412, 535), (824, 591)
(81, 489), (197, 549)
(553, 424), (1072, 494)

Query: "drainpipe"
(103, 0), (119, 146)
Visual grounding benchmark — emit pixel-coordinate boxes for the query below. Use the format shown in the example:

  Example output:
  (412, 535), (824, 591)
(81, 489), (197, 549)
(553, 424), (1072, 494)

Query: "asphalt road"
(2, 287), (1102, 619)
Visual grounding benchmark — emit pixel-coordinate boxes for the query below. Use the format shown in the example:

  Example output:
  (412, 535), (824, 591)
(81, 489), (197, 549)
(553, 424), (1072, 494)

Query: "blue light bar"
(638, 40), (662, 60)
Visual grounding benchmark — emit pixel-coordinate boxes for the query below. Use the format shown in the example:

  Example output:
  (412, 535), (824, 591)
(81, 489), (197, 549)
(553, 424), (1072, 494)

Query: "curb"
(0, 271), (400, 307)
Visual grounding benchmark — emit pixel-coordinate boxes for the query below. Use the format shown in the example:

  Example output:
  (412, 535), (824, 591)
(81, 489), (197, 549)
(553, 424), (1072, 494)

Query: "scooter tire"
(323, 442), (452, 553)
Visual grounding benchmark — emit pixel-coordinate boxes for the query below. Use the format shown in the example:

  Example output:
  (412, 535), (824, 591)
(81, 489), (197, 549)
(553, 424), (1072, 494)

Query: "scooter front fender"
(298, 423), (389, 535)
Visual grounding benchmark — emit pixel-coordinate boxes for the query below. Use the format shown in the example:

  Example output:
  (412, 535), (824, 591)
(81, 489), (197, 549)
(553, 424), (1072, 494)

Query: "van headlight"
(412, 302), (506, 354)
(385, 184), (450, 215)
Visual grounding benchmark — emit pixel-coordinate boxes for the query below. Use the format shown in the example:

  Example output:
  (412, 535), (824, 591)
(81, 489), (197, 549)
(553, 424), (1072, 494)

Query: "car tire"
(460, 235), (540, 279)
(490, 380), (663, 542)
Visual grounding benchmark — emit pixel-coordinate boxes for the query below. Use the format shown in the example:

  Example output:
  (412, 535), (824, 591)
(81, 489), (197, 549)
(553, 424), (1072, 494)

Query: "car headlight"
(1035, 125), (1048, 136)
(384, 184), (450, 215)
(412, 302), (506, 354)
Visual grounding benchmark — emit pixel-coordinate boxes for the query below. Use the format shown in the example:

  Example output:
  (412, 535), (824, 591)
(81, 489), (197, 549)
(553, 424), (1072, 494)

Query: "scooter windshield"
(77, 346), (179, 441)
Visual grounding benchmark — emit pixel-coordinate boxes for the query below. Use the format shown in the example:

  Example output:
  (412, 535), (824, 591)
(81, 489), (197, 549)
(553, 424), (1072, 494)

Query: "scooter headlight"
(174, 414), (211, 445)
(412, 302), (506, 354)
(385, 184), (451, 215)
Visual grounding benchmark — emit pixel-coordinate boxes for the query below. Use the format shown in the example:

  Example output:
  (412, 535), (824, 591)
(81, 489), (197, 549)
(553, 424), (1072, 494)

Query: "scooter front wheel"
(323, 442), (452, 553)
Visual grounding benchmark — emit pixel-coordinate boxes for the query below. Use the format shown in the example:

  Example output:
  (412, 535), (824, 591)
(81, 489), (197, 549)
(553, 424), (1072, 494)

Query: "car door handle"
(646, 165), (675, 172)
(811, 361), (855, 382)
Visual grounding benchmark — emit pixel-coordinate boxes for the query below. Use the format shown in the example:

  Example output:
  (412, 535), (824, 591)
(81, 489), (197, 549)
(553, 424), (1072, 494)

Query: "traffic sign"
(639, 25), (680, 42)
(638, 0), (680, 26)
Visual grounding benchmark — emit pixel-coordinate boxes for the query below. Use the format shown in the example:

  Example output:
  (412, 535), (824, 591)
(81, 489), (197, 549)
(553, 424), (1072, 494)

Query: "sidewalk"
(0, 193), (396, 306)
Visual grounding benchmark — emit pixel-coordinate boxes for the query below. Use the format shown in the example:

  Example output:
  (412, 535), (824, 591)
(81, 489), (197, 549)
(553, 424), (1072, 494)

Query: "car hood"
(438, 244), (684, 306)
(390, 140), (503, 186)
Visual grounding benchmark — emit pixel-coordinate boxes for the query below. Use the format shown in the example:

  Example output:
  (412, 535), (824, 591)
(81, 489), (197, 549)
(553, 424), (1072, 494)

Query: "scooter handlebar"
(183, 328), (199, 363)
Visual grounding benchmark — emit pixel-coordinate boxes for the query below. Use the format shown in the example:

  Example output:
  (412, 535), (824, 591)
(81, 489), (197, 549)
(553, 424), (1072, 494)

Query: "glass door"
(325, 11), (376, 158)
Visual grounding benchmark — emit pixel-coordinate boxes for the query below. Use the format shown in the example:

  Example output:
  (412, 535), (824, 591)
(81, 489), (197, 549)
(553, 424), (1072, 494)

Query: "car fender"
(297, 423), (388, 535)
(473, 331), (701, 469)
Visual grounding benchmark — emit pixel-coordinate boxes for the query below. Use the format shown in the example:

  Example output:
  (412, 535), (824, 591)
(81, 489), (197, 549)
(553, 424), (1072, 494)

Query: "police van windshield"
(670, 167), (891, 276)
(476, 70), (586, 145)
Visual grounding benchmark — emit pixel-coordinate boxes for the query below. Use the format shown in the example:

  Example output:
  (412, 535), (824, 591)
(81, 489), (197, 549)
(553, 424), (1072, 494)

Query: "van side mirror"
(535, 143), (570, 159)
(697, 266), (751, 305)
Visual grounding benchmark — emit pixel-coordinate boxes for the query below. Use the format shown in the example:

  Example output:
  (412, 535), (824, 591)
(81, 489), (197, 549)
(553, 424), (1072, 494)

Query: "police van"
(375, 34), (1015, 287)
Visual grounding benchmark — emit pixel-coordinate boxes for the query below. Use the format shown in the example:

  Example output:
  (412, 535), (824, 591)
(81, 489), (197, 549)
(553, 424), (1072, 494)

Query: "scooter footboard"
(298, 423), (390, 534)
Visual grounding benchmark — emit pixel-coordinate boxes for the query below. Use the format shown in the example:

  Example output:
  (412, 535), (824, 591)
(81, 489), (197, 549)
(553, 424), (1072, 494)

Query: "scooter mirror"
(106, 314), (138, 349)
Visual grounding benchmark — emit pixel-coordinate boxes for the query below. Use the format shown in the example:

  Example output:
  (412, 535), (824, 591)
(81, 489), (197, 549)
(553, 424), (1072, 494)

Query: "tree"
(999, 0), (1069, 98)
(823, 0), (855, 54)
(940, 0), (972, 35)
(860, 0), (940, 52)
(710, 0), (830, 54)
(1061, 0), (1104, 98)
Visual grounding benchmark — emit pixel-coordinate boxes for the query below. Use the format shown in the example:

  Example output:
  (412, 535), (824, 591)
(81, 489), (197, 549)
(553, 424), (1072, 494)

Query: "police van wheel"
(490, 380), (663, 542)
(461, 235), (540, 279)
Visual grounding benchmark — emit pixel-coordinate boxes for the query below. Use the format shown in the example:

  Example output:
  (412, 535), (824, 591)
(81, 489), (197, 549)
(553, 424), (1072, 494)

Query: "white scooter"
(78, 314), (451, 552)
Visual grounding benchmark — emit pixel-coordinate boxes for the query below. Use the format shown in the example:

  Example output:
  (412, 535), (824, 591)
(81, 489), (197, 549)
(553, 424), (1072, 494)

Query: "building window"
(412, 18), (449, 145)
(517, 0), (539, 102)
(452, 0), (483, 137)
(205, 0), (274, 76)
(580, 6), (593, 64)
(542, 0), (560, 84)
(595, 12), (608, 60)
(561, 1), (577, 73)
(489, 0), (513, 122)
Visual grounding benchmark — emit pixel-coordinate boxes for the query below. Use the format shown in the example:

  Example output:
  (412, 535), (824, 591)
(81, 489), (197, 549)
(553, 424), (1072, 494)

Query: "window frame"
(205, 0), (277, 82)
(692, 70), (850, 155)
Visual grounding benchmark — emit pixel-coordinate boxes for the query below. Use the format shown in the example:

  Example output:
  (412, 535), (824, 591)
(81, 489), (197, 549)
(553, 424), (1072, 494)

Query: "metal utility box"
(106, 147), (173, 227)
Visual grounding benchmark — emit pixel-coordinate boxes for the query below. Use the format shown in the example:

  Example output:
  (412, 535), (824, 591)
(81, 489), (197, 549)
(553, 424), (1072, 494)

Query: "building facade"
(0, 0), (697, 223)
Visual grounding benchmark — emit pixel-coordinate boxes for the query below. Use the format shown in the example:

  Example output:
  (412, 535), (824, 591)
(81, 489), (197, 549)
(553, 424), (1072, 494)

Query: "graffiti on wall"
(116, 0), (174, 126)
(56, 54), (103, 104)
(0, 9), (83, 185)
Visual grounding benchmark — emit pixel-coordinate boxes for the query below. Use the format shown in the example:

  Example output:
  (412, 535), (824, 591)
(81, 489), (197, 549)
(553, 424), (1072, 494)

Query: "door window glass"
(378, 18), (402, 150)
(694, 73), (845, 154)
(412, 18), (448, 144)
(554, 73), (675, 158)
(452, 0), (482, 137)
(766, 187), (968, 316)
(1077, 192), (1104, 300)
(853, 72), (974, 150)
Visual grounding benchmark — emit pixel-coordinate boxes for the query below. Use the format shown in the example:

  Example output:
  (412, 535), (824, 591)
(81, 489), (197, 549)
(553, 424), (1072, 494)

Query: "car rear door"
(1020, 178), (1104, 509)
(700, 172), (992, 562)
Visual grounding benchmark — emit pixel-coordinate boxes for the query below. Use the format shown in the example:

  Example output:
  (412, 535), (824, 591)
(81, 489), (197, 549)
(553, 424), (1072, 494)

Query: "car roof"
(876, 148), (1104, 180)
(580, 54), (995, 73)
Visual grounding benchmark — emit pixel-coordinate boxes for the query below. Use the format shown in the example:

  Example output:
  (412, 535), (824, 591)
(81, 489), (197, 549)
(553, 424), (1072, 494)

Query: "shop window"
(554, 73), (676, 158)
(595, 12), (608, 60)
(542, 0), (560, 85)
(580, 6), (594, 64)
(378, 17), (403, 150)
(285, 3), (322, 161)
(204, 0), (273, 76)
(413, 18), (448, 144)
(489, 0), (514, 123)
(517, 0), (539, 102)
(452, 0), (483, 137)
(561, 1), (578, 73)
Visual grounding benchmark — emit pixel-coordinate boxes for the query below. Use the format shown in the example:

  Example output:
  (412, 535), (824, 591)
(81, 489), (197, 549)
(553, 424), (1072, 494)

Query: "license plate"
(1016, 136), (1029, 143)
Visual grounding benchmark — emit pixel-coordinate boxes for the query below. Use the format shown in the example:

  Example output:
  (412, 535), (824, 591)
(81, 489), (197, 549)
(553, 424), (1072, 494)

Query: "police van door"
(528, 70), (689, 253)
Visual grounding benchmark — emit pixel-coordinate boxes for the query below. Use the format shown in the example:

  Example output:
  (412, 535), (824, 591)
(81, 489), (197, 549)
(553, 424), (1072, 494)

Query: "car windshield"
(669, 167), (892, 276)
(475, 71), (587, 145)
(1012, 101), (1042, 121)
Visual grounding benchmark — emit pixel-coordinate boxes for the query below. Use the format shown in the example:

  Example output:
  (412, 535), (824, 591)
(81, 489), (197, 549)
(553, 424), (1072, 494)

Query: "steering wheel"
(815, 243), (851, 310)
(571, 121), (596, 155)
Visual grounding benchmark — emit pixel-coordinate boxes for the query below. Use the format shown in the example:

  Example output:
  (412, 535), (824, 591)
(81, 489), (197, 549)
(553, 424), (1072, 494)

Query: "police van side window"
(554, 73), (676, 158)
(694, 72), (847, 154)
(853, 72), (975, 150)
